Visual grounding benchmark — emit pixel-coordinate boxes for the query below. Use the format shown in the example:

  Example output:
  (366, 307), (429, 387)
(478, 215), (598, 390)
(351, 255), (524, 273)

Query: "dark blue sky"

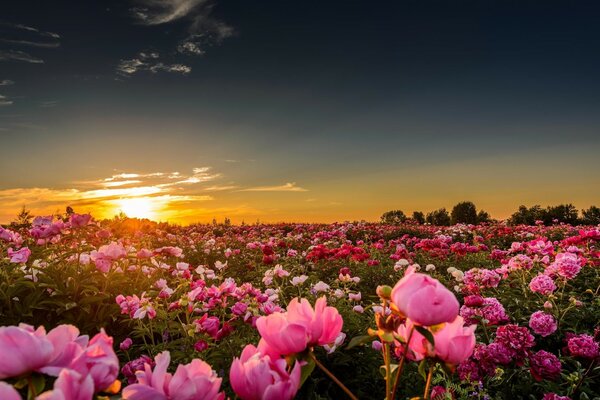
(0, 0), (599, 223)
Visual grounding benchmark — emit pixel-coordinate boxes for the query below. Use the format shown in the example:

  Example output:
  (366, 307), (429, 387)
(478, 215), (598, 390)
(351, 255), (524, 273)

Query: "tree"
(509, 205), (545, 225)
(581, 206), (600, 225)
(451, 201), (478, 225)
(412, 211), (425, 224)
(477, 209), (491, 223)
(544, 204), (578, 225)
(426, 208), (451, 226)
(381, 210), (407, 225)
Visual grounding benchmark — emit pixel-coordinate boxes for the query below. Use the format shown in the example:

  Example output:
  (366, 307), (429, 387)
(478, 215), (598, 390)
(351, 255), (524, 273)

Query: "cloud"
(0, 79), (14, 86)
(129, 0), (233, 60)
(40, 100), (59, 108)
(116, 51), (191, 76)
(0, 95), (13, 106)
(240, 182), (309, 192)
(0, 49), (44, 64)
(1, 23), (60, 39)
(0, 39), (60, 48)
(0, 168), (227, 222)
(0, 23), (60, 64)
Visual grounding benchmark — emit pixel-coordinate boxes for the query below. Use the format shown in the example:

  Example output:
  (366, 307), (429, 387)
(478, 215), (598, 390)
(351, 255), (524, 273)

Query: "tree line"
(381, 202), (600, 226)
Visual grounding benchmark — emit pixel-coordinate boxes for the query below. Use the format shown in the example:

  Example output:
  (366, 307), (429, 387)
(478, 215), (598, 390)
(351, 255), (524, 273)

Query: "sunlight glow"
(113, 197), (159, 220)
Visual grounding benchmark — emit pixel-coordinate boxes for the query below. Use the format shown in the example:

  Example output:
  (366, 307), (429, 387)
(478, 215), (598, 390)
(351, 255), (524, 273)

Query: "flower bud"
(376, 285), (392, 300)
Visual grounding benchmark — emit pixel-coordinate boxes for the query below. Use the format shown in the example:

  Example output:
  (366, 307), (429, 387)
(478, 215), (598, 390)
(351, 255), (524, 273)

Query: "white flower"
(313, 281), (330, 292)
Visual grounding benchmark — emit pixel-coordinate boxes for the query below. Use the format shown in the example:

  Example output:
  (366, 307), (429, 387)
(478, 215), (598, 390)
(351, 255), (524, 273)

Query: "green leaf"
(418, 359), (428, 380)
(299, 355), (316, 387)
(28, 374), (46, 400)
(346, 334), (375, 349)
(414, 326), (435, 347)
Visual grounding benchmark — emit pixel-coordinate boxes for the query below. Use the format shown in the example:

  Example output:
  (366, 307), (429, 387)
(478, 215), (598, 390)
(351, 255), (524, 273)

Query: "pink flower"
(69, 213), (92, 228)
(529, 311), (557, 337)
(529, 275), (557, 295)
(230, 344), (301, 400)
(0, 324), (54, 379)
(71, 329), (119, 393)
(529, 350), (561, 381)
(0, 382), (22, 400)
(122, 351), (224, 400)
(256, 312), (308, 355)
(543, 394), (571, 400)
(38, 324), (89, 376)
(120, 337), (133, 351)
(37, 368), (95, 400)
(567, 334), (599, 359)
(390, 271), (459, 326)
(122, 355), (154, 384)
(7, 247), (31, 263)
(432, 316), (476, 366)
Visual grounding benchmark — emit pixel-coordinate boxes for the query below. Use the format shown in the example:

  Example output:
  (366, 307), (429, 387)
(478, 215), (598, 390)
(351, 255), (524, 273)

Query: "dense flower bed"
(0, 213), (599, 399)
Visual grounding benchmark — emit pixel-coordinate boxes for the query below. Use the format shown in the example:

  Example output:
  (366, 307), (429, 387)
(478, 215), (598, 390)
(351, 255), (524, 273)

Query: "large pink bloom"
(432, 316), (476, 366)
(230, 344), (301, 400)
(71, 329), (119, 393)
(0, 324), (54, 379)
(38, 324), (89, 376)
(256, 296), (343, 355)
(122, 351), (224, 400)
(390, 271), (459, 326)
(0, 382), (21, 400)
(37, 368), (95, 400)
(7, 247), (31, 263)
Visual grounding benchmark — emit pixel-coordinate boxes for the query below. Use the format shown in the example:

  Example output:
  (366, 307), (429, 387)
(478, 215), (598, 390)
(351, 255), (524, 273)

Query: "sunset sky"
(1, 0), (599, 224)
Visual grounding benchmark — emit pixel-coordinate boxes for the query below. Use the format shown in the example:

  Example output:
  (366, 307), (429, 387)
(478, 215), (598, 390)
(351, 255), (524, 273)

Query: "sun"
(114, 197), (159, 220)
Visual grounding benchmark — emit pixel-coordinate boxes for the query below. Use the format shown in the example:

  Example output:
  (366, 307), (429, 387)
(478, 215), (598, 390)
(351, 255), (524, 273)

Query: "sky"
(1, 0), (599, 224)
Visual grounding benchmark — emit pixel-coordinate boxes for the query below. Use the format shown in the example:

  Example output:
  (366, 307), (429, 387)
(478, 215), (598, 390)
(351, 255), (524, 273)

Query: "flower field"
(1, 213), (599, 399)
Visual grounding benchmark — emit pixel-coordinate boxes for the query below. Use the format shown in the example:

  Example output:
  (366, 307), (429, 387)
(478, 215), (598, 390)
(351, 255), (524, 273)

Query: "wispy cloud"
(240, 182), (309, 192)
(0, 95), (13, 106)
(0, 49), (44, 64)
(127, 0), (233, 68)
(40, 100), (59, 108)
(0, 79), (14, 86)
(116, 51), (191, 76)
(1, 23), (60, 39)
(0, 39), (60, 48)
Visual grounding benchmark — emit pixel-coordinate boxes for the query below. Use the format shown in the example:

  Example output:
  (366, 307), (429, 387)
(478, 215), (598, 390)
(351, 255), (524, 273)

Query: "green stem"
(309, 351), (359, 400)
(390, 326), (415, 400)
(384, 341), (392, 399)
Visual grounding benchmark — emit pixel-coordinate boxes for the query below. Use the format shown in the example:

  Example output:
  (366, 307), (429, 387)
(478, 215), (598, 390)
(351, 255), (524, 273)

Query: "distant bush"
(380, 209), (406, 224)
(451, 201), (478, 225)
(426, 208), (451, 226)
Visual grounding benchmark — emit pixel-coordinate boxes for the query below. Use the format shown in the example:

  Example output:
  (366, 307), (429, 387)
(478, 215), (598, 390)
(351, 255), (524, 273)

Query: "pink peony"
(567, 334), (599, 359)
(70, 329), (119, 393)
(7, 247), (31, 263)
(230, 344), (301, 400)
(37, 368), (95, 400)
(256, 296), (343, 356)
(529, 350), (561, 381)
(433, 316), (476, 366)
(0, 324), (54, 379)
(0, 382), (21, 400)
(528, 311), (557, 337)
(390, 271), (459, 326)
(529, 275), (557, 295)
(122, 351), (224, 400)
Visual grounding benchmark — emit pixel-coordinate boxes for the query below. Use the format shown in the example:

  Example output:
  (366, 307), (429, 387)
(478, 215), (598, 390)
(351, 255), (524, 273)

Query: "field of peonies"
(1, 212), (599, 400)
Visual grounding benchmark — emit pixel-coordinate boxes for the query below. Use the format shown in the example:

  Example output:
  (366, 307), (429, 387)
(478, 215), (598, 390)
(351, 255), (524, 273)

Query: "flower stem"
(391, 326), (414, 399)
(309, 351), (359, 400)
(423, 364), (434, 399)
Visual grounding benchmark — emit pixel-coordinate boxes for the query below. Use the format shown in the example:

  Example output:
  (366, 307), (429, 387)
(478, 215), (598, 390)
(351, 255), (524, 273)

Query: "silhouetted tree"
(426, 208), (451, 226)
(544, 204), (578, 225)
(581, 206), (600, 225)
(477, 209), (491, 223)
(412, 211), (425, 224)
(381, 210), (407, 225)
(451, 201), (478, 225)
(509, 205), (545, 225)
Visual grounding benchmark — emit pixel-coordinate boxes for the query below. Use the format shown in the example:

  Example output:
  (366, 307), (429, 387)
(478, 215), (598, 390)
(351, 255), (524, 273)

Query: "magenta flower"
(120, 337), (133, 351)
(390, 271), (459, 326)
(38, 324), (89, 376)
(432, 316), (476, 366)
(230, 344), (301, 400)
(529, 350), (561, 381)
(528, 311), (557, 337)
(567, 334), (600, 359)
(7, 247), (31, 263)
(69, 213), (92, 228)
(529, 275), (557, 295)
(122, 355), (155, 384)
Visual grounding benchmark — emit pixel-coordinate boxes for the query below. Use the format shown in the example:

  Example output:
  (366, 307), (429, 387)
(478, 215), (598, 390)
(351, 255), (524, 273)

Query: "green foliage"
(426, 208), (451, 226)
(451, 201), (478, 225)
(381, 210), (407, 225)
